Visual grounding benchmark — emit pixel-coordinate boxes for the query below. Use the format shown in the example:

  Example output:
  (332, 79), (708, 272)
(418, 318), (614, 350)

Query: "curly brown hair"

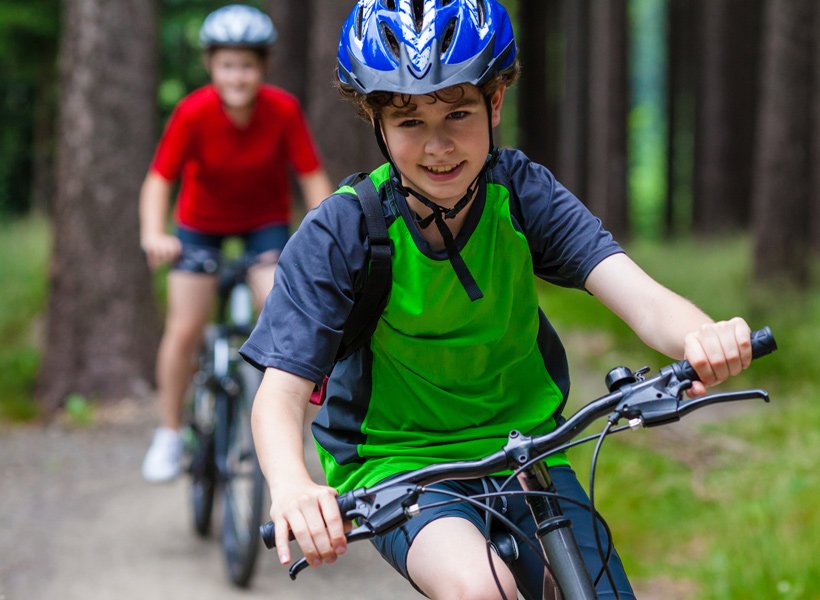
(336, 59), (521, 121)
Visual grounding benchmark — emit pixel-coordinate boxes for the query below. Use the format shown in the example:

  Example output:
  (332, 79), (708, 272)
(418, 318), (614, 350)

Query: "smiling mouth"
(424, 163), (462, 174)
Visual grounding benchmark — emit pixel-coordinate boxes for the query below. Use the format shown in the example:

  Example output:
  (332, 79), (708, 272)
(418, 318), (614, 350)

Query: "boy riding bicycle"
(241, 2), (752, 598)
(140, 4), (333, 483)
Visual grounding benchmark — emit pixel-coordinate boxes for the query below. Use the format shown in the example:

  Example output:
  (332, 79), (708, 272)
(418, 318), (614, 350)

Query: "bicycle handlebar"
(260, 327), (776, 570)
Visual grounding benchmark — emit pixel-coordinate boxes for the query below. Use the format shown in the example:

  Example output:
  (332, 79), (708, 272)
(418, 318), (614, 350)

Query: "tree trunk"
(37, 0), (161, 412)
(516, 0), (560, 169)
(306, 0), (383, 185)
(586, 0), (629, 240)
(557, 0), (589, 199)
(693, 0), (763, 235)
(267, 0), (312, 105)
(666, 0), (698, 236)
(752, 0), (814, 285)
(812, 4), (820, 254)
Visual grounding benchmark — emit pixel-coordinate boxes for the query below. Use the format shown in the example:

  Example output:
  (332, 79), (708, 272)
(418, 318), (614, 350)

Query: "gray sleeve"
(500, 150), (623, 289)
(239, 195), (368, 382)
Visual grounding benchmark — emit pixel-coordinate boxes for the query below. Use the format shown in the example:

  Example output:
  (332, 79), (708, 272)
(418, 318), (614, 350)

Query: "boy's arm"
(297, 168), (334, 210)
(138, 171), (181, 269)
(251, 367), (347, 567)
(585, 253), (752, 395)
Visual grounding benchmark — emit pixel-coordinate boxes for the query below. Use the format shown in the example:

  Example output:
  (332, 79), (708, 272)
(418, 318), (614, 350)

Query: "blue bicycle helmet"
(338, 0), (517, 95)
(200, 4), (277, 48)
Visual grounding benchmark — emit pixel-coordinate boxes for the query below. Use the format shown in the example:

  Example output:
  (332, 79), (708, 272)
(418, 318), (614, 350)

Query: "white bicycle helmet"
(199, 4), (277, 48)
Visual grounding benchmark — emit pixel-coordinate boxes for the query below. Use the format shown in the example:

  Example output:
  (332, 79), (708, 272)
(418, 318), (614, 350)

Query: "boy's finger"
(684, 334), (716, 387)
(319, 492), (347, 555)
(274, 516), (291, 564)
(288, 510), (322, 567)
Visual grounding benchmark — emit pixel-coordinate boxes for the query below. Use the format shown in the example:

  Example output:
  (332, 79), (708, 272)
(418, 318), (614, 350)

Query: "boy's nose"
(424, 131), (455, 155)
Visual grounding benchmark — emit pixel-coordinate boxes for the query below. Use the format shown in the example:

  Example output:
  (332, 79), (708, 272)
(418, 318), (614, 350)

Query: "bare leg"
(407, 517), (519, 600)
(155, 271), (217, 430)
(247, 260), (277, 311)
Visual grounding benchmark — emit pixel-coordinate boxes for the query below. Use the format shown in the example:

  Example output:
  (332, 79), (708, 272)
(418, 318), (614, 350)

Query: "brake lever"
(677, 389), (770, 418)
(287, 523), (377, 580)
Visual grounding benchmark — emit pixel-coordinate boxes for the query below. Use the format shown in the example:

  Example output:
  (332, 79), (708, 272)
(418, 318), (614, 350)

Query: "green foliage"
(538, 235), (820, 597)
(628, 0), (668, 239)
(0, 0), (59, 214)
(0, 215), (49, 420)
(64, 393), (94, 426)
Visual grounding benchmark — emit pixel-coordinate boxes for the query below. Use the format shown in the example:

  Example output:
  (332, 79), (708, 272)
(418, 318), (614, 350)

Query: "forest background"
(1, 0), (818, 598)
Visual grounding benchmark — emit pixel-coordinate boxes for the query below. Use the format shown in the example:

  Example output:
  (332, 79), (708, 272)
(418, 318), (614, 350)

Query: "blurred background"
(1, 0), (818, 598)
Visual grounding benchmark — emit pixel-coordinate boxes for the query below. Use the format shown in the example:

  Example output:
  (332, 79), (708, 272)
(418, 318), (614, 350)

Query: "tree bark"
(693, 0), (763, 235)
(812, 4), (820, 254)
(267, 0), (312, 105)
(557, 0), (589, 199)
(37, 0), (161, 412)
(306, 0), (383, 185)
(516, 0), (560, 169)
(752, 0), (814, 285)
(586, 0), (629, 239)
(665, 0), (698, 236)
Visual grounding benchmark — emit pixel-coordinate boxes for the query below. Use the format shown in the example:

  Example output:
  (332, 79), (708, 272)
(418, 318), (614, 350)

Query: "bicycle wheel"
(189, 376), (217, 537)
(220, 362), (265, 588)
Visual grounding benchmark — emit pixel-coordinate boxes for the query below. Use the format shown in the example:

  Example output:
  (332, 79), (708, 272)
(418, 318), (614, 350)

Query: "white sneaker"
(142, 428), (183, 483)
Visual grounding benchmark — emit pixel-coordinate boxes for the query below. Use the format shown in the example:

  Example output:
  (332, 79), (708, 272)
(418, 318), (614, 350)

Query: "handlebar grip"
(259, 491), (359, 550)
(672, 326), (777, 382)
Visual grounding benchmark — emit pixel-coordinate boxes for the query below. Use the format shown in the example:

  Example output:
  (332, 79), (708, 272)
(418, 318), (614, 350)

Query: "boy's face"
(207, 48), (265, 110)
(379, 84), (505, 207)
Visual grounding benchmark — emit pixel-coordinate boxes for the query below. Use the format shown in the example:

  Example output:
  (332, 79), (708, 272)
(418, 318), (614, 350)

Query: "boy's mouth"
(423, 162), (464, 176)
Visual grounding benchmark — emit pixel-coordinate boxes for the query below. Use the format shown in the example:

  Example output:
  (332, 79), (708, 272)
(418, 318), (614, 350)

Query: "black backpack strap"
(337, 175), (393, 360)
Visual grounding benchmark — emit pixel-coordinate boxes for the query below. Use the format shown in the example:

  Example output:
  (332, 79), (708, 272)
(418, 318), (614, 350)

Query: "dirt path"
(0, 400), (417, 600)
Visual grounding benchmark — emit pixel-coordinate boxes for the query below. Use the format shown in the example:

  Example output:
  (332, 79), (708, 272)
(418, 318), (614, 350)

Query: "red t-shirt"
(151, 84), (322, 234)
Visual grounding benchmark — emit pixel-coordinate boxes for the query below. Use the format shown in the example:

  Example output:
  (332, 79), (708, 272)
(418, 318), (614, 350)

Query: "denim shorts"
(172, 223), (290, 274)
(369, 465), (635, 600)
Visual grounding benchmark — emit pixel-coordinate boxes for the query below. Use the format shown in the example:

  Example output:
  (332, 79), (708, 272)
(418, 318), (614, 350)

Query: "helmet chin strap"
(373, 95), (499, 302)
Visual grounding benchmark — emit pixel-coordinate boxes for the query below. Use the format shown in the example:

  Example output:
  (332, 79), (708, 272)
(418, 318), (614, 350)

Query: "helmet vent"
(355, 6), (364, 39)
(412, 0), (425, 32)
(476, 0), (487, 27)
(441, 18), (457, 54)
(385, 0), (397, 10)
(440, 0), (455, 6)
(379, 21), (401, 61)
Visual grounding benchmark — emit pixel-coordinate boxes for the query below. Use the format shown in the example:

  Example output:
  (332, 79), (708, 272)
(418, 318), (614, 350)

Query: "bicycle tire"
(189, 381), (217, 537)
(220, 362), (266, 588)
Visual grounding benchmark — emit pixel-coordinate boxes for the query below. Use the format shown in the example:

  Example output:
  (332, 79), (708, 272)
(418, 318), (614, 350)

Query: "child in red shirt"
(139, 4), (332, 482)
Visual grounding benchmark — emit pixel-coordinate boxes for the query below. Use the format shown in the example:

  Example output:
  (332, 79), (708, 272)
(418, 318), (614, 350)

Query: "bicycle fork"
(518, 462), (596, 600)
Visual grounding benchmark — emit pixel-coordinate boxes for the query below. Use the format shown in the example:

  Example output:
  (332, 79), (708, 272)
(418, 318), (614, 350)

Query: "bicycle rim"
(220, 364), (265, 588)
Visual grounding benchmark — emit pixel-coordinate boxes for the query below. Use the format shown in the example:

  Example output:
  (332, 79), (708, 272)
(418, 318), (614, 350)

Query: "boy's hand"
(140, 232), (181, 269)
(270, 478), (349, 568)
(683, 317), (752, 395)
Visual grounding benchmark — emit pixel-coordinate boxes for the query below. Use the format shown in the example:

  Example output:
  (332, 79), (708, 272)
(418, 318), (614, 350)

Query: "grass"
(537, 235), (820, 598)
(0, 214), (50, 421)
(3, 219), (819, 596)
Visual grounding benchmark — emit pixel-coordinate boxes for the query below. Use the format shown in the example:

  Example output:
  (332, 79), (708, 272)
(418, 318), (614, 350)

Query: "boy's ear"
(490, 85), (506, 128)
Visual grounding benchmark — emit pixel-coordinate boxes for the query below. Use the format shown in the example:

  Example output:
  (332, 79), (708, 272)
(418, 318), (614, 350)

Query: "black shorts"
(369, 465), (635, 600)
(172, 223), (290, 274)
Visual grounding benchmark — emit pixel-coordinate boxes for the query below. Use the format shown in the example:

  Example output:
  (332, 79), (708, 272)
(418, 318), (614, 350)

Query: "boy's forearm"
(586, 253), (715, 359)
(251, 367), (316, 487)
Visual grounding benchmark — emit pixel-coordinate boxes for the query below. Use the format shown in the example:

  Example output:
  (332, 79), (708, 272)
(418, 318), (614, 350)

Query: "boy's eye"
(398, 119), (422, 128)
(448, 111), (470, 120)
